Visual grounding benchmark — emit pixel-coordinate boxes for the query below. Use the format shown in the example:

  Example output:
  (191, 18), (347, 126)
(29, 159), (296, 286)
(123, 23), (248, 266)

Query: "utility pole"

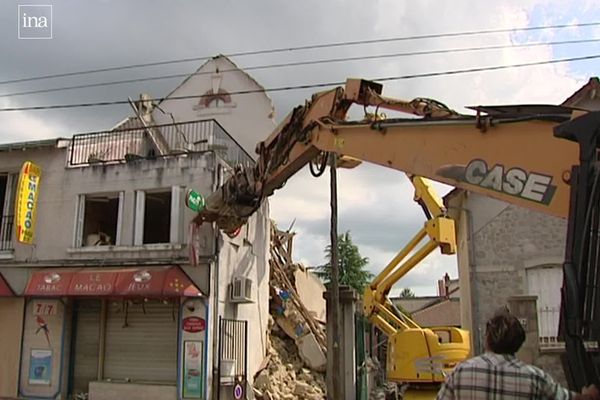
(329, 152), (342, 399)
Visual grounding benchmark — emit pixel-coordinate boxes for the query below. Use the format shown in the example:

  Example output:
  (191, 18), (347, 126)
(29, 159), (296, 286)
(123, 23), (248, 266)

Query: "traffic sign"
(233, 383), (244, 399)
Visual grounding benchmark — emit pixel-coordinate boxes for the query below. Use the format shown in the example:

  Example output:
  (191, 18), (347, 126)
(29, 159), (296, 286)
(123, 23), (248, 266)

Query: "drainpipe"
(210, 155), (223, 399)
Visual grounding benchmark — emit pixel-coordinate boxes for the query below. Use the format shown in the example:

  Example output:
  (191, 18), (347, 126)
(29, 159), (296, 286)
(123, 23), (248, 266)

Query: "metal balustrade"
(68, 119), (253, 167)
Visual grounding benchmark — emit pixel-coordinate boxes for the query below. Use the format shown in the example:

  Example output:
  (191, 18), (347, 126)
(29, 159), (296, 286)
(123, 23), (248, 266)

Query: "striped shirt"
(436, 352), (574, 400)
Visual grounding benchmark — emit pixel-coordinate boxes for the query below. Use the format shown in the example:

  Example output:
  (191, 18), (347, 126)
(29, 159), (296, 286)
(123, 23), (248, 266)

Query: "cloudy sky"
(1, 0), (599, 295)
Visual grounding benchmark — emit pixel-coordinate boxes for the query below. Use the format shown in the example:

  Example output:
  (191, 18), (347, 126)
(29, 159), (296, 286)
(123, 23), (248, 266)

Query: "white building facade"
(0, 55), (275, 400)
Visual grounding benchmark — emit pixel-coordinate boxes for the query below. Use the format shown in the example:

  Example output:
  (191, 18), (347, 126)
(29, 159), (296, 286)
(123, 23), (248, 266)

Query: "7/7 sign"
(33, 300), (58, 316)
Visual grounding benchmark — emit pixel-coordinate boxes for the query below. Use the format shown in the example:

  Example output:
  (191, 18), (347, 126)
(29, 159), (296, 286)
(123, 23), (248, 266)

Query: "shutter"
(104, 301), (179, 383)
(170, 186), (182, 244)
(527, 265), (562, 338)
(2, 174), (14, 214)
(73, 195), (85, 248)
(0, 174), (15, 249)
(134, 191), (145, 246)
(72, 300), (101, 394)
(115, 191), (124, 246)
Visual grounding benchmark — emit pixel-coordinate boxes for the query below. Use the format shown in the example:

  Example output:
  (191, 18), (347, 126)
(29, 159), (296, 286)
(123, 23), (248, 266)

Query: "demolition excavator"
(196, 78), (600, 396)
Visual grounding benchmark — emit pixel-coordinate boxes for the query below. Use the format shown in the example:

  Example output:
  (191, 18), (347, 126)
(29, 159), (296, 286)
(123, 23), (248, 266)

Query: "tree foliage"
(315, 231), (374, 294)
(399, 287), (416, 298)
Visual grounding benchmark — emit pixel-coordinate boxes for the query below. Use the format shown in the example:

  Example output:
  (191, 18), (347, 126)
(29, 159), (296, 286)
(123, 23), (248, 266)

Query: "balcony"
(0, 214), (14, 252)
(68, 119), (254, 167)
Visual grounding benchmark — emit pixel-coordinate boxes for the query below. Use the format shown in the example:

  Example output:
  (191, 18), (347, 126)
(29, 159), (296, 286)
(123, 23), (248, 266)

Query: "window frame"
(0, 173), (17, 251)
(134, 186), (183, 246)
(73, 191), (124, 248)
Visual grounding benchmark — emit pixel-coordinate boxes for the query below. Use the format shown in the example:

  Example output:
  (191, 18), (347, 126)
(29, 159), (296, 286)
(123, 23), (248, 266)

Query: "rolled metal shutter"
(72, 300), (101, 394)
(104, 301), (179, 383)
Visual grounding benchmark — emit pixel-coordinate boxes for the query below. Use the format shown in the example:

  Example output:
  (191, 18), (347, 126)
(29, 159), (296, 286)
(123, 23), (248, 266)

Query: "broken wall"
(293, 267), (326, 321)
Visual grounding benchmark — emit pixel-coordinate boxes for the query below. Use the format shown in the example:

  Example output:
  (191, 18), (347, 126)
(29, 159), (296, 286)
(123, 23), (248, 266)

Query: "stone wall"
(466, 196), (566, 353)
(449, 191), (569, 379)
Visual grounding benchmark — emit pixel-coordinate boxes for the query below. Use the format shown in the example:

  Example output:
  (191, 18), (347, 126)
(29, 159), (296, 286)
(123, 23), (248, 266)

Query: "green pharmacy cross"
(185, 189), (205, 212)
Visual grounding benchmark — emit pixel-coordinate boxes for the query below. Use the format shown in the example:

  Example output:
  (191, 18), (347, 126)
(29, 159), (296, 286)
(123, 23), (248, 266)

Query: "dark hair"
(485, 309), (526, 355)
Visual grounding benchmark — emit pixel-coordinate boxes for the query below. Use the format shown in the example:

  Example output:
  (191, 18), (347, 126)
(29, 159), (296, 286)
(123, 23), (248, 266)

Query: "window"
(74, 192), (123, 247)
(134, 187), (183, 245)
(0, 174), (17, 251)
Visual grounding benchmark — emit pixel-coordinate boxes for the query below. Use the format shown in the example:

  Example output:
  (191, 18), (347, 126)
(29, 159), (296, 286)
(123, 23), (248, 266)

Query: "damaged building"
(0, 55), (275, 400)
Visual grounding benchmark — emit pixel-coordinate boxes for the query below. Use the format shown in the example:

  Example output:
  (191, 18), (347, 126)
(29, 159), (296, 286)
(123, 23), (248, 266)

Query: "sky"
(1, 0), (599, 295)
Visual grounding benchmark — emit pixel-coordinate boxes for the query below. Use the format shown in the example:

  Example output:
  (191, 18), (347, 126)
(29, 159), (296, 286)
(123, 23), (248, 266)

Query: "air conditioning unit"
(230, 276), (253, 303)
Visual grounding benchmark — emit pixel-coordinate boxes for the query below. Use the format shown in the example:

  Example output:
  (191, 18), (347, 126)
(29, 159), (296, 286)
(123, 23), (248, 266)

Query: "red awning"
(24, 266), (203, 298)
(0, 274), (14, 296)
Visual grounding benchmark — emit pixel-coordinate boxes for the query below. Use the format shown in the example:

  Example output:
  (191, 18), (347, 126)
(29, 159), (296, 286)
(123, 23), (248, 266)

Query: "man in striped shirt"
(436, 309), (599, 400)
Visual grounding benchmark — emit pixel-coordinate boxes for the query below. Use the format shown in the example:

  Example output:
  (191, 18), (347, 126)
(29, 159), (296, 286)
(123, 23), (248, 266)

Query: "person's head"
(485, 308), (526, 355)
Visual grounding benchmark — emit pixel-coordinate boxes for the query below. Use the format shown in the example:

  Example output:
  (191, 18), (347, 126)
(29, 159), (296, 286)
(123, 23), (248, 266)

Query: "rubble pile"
(254, 331), (326, 399)
(253, 224), (327, 399)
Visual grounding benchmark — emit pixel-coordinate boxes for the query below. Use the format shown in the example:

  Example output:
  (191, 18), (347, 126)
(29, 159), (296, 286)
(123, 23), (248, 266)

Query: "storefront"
(0, 273), (22, 399)
(18, 266), (208, 400)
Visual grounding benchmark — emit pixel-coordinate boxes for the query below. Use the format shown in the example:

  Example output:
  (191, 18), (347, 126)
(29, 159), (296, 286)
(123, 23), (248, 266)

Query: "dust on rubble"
(253, 330), (326, 400)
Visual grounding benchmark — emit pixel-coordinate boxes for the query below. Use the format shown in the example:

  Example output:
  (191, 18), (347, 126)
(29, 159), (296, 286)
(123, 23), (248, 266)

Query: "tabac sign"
(15, 161), (42, 244)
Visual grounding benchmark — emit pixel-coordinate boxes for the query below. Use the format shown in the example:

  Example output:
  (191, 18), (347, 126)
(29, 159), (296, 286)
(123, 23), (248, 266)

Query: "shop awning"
(24, 266), (203, 297)
(0, 274), (14, 296)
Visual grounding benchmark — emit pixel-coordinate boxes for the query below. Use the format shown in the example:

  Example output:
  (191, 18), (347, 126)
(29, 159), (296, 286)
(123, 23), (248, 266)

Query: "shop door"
(70, 299), (101, 397)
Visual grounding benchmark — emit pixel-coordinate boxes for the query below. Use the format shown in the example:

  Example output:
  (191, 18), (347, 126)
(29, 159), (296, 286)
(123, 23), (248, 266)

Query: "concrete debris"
(254, 369), (270, 391)
(253, 223), (327, 399)
(293, 266), (327, 322)
(254, 335), (326, 400)
(369, 383), (400, 400)
(297, 332), (326, 372)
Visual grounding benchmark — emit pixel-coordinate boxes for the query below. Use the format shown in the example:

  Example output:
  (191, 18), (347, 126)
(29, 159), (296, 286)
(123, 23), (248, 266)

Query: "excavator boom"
(197, 80), (577, 234)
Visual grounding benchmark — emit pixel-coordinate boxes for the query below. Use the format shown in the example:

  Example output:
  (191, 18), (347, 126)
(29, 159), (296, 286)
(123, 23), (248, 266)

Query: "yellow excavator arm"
(195, 79), (594, 391)
(196, 79), (577, 234)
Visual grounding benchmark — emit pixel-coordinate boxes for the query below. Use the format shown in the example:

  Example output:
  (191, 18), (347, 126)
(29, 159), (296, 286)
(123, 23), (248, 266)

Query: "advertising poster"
(28, 349), (52, 385)
(15, 161), (42, 244)
(183, 341), (203, 398)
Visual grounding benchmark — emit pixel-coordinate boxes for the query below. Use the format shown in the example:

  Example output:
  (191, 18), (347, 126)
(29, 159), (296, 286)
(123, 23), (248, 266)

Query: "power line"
(1, 20), (599, 86)
(0, 53), (598, 113)
(2, 37), (599, 99)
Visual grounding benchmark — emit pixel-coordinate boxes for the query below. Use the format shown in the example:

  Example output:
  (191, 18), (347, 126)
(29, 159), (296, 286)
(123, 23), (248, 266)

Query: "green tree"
(315, 231), (374, 293)
(399, 287), (416, 298)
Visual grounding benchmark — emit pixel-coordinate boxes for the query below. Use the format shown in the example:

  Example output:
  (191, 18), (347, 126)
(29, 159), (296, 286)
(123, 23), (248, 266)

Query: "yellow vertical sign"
(15, 161), (42, 244)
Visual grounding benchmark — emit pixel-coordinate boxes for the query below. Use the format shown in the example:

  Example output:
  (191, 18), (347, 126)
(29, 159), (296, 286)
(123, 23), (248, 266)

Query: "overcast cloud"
(1, 0), (599, 295)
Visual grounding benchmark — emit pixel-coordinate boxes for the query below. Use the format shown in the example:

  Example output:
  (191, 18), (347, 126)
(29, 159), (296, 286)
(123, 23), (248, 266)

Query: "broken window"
(75, 193), (123, 247)
(0, 174), (17, 251)
(134, 187), (183, 245)
(143, 191), (171, 244)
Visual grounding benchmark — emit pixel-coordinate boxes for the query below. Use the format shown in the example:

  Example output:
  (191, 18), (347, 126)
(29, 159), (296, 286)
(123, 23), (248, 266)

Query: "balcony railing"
(68, 119), (254, 167)
(0, 214), (14, 251)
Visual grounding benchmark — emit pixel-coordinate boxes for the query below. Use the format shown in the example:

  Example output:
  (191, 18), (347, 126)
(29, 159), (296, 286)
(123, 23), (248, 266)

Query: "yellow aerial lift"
(196, 79), (600, 396)
(362, 174), (469, 397)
